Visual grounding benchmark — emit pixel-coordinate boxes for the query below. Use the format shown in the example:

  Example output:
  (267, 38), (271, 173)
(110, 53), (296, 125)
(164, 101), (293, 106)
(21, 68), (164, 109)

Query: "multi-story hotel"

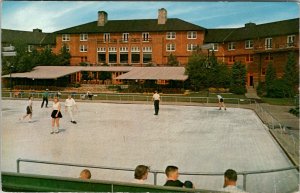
(2, 8), (299, 87)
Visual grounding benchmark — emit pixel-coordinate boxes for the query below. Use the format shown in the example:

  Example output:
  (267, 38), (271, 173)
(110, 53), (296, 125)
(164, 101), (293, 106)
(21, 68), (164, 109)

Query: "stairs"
(245, 86), (261, 99)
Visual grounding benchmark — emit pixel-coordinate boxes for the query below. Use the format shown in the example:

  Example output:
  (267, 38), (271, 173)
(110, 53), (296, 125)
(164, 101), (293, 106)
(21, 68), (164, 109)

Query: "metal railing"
(16, 158), (298, 191)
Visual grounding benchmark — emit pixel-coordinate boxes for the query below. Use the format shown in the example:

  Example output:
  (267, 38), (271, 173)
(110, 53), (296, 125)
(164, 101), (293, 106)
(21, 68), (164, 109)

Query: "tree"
(55, 45), (71, 66)
(230, 61), (246, 94)
(167, 53), (179, 66)
(282, 52), (299, 97)
(265, 62), (276, 96)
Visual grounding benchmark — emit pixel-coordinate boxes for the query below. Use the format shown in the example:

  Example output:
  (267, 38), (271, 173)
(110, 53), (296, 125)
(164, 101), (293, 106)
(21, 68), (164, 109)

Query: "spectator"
(132, 165), (150, 184)
(41, 89), (49, 108)
(164, 165), (184, 187)
(184, 181), (194, 189)
(221, 169), (247, 193)
(87, 91), (93, 100)
(80, 169), (91, 179)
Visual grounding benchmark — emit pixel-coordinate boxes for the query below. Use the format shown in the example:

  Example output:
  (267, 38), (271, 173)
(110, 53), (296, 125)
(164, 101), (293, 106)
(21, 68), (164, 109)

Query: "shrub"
(267, 79), (291, 98)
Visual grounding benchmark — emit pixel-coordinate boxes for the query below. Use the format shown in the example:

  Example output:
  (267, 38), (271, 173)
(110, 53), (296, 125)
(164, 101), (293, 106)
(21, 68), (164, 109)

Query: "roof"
(115, 67), (188, 81)
(204, 18), (299, 43)
(3, 66), (188, 81)
(1, 29), (56, 45)
(54, 18), (206, 34)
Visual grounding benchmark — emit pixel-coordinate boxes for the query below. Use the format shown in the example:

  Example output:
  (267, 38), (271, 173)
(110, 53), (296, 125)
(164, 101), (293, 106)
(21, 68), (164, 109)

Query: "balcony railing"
(97, 38), (152, 44)
(254, 43), (298, 52)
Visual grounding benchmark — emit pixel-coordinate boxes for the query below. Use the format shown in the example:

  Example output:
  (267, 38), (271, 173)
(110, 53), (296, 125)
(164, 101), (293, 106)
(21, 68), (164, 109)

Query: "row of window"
(62, 31), (197, 42)
(213, 35), (296, 51)
(66, 44), (198, 52)
(97, 52), (152, 64)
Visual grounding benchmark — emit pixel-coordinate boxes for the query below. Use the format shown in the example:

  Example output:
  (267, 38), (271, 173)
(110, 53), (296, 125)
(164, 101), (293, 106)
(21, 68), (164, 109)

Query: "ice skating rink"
(1, 99), (298, 193)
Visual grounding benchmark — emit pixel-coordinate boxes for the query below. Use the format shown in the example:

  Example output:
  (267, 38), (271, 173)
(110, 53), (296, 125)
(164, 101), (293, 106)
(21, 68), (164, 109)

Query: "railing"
(253, 42), (299, 52)
(16, 158), (299, 192)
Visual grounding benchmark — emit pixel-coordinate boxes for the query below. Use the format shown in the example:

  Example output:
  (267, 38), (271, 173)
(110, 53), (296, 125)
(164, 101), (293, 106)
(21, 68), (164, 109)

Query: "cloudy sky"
(1, 1), (299, 32)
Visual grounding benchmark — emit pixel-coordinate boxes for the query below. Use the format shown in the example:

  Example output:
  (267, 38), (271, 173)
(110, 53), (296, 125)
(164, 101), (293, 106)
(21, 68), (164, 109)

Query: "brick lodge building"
(2, 8), (299, 88)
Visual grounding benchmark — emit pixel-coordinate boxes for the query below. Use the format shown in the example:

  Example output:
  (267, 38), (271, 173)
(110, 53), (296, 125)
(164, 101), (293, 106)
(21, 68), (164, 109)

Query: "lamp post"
(9, 64), (14, 98)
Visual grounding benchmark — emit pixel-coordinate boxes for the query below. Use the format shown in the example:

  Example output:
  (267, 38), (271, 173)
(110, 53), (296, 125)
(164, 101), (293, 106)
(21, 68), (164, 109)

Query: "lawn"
(261, 97), (297, 106)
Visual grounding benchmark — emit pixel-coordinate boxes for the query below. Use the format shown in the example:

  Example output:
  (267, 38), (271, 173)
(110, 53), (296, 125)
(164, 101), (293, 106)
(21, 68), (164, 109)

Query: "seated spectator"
(132, 165), (150, 184)
(79, 169), (91, 179)
(221, 169), (247, 193)
(87, 91), (93, 100)
(184, 180), (194, 189)
(164, 165), (184, 187)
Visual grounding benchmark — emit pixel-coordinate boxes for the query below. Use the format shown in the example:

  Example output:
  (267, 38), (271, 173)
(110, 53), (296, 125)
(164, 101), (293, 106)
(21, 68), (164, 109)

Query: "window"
(187, 31), (197, 39)
(262, 68), (266, 75)
(166, 43), (175, 51)
(98, 53), (106, 63)
(211, 43), (218, 51)
(245, 40), (253, 49)
(109, 53), (117, 63)
(287, 35), (295, 47)
(143, 53), (152, 63)
(81, 56), (88, 63)
(245, 54), (253, 62)
(108, 47), (117, 52)
(80, 45), (87, 52)
(228, 56), (235, 63)
(104, 33), (110, 42)
(62, 34), (70, 41)
(28, 45), (33, 52)
(265, 38), (272, 49)
(143, 47), (152, 52)
(80, 34), (88, 41)
(166, 32), (176, 39)
(142, 33), (150, 42)
(265, 54), (273, 61)
(63, 45), (70, 52)
(228, 42), (236, 51)
(120, 53), (128, 64)
(97, 47), (106, 52)
(120, 47), (128, 52)
(131, 47), (140, 52)
(187, 44), (197, 51)
(131, 53), (140, 63)
(122, 33), (129, 42)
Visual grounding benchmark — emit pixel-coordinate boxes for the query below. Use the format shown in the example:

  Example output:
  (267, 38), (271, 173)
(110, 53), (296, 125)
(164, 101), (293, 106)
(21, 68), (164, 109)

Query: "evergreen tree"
(230, 61), (246, 94)
(282, 52), (299, 96)
(167, 53), (179, 66)
(265, 62), (276, 96)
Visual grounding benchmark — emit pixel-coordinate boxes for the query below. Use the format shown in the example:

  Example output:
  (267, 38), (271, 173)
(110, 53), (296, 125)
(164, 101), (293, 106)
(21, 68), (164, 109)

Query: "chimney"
(33, 28), (42, 33)
(98, 11), (108, 26)
(158, 8), (167, 25)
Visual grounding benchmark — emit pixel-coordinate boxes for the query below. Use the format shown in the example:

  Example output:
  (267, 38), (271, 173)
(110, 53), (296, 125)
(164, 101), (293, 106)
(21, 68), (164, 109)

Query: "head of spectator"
(80, 169), (91, 179)
(184, 180), (194, 188)
(134, 165), (150, 181)
(223, 169), (238, 188)
(165, 165), (179, 181)
(68, 94), (72, 99)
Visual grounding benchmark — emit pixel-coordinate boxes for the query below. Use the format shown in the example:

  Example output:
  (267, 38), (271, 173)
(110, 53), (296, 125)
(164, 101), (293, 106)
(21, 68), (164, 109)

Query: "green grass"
(261, 97), (297, 106)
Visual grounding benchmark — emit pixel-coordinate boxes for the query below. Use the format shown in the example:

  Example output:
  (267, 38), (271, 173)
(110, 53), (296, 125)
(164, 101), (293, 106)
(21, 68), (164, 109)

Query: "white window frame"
(166, 32), (176, 40)
(166, 43), (176, 51)
(108, 47), (117, 52)
(245, 40), (253, 49)
(265, 38), (272, 49)
(228, 42), (236, 51)
(97, 47), (106, 52)
(122, 33), (129, 42)
(80, 45), (87, 52)
(143, 47), (152, 52)
(80, 34), (88, 41)
(62, 34), (70, 41)
(287, 35), (295, 47)
(187, 31), (197, 39)
(187, 44), (197, 51)
(210, 43), (218, 51)
(142, 32), (150, 42)
(131, 47), (140, 52)
(104, 33), (110, 42)
(120, 47), (128, 52)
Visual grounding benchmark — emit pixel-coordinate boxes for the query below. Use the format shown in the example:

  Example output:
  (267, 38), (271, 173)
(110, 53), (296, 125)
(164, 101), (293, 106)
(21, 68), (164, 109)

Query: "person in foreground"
(164, 165), (194, 188)
(221, 169), (247, 193)
(132, 165), (150, 184)
(50, 96), (63, 134)
(79, 169), (91, 179)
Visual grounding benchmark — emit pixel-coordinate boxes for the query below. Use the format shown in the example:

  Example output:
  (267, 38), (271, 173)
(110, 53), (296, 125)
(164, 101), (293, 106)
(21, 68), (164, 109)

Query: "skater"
(152, 90), (160, 115)
(41, 89), (49, 108)
(217, 94), (226, 110)
(65, 94), (78, 124)
(50, 96), (63, 134)
(20, 96), (33, 122)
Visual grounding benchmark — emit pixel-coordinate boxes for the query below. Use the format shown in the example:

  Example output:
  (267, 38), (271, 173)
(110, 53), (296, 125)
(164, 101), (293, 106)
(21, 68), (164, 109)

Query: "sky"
(1, 1), (299, 33)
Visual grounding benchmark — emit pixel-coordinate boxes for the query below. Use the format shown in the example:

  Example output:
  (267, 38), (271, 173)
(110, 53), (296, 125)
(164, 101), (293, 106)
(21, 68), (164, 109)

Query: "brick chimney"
(158, 8), (167, 25)
(98, 11), (108, 26)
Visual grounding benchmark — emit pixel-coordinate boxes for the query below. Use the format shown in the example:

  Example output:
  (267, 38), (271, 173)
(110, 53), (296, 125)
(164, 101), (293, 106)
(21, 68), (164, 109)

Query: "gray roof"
(204, 18), (299, 43)
(54, 18), (206, 34)
(115, 67), (188, 80)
